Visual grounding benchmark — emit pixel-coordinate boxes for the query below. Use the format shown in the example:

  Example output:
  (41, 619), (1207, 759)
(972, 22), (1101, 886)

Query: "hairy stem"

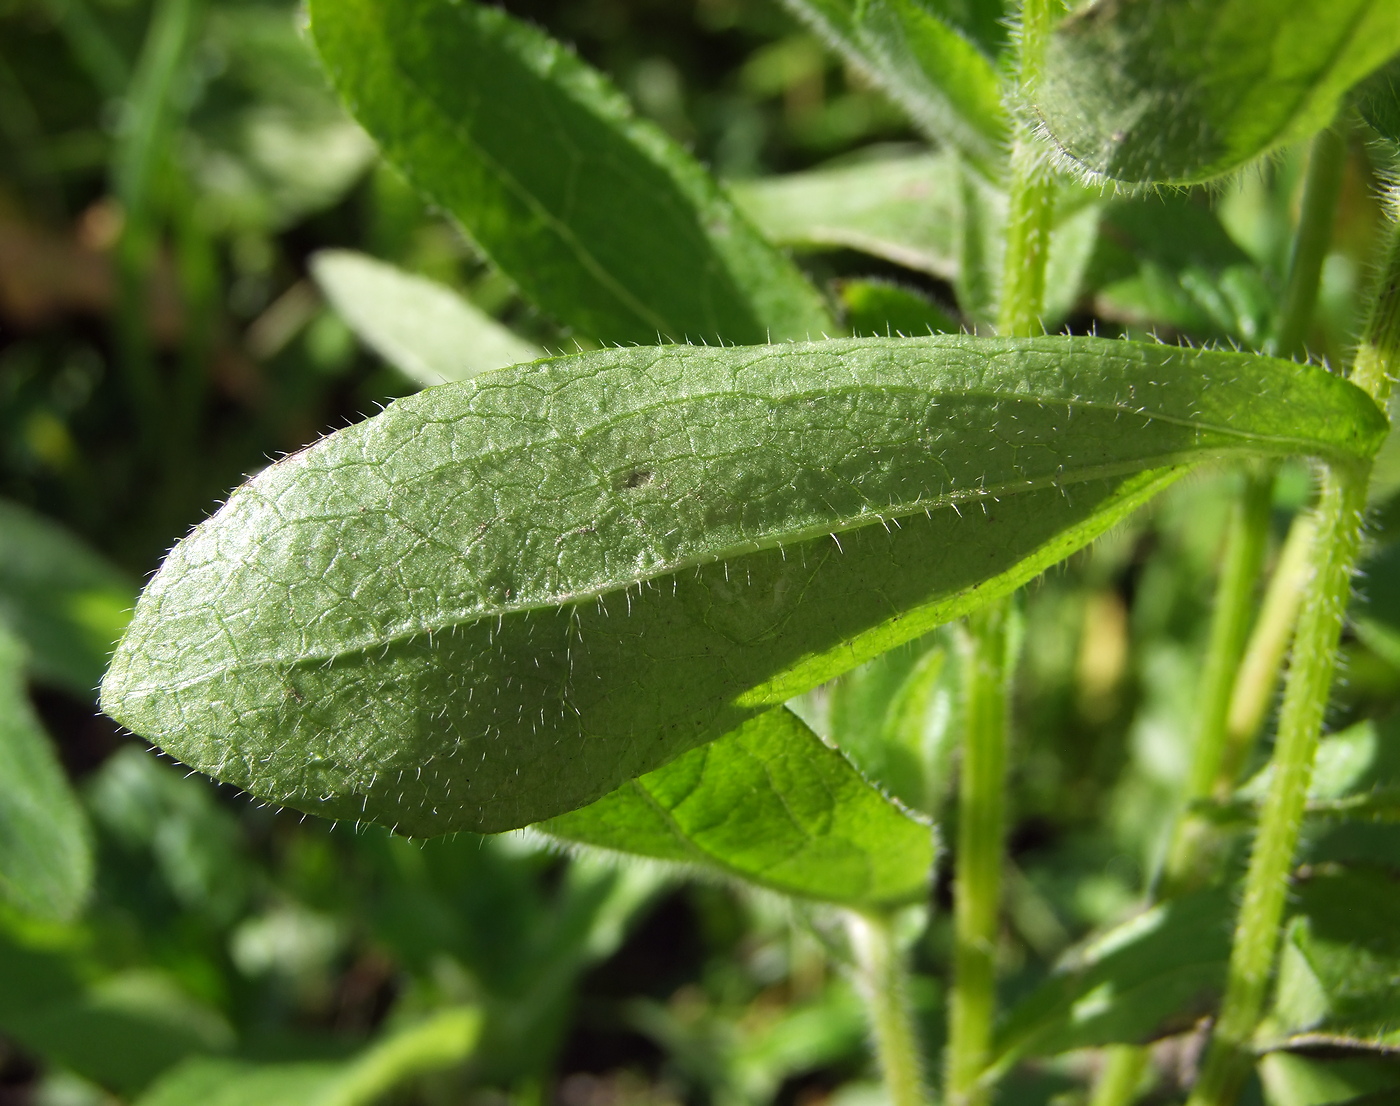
(1220, 514), (1316, 790)
(848, 912), (929, 1106)
(1159, 468), (1274, 897)
(1187, 218), (1400, 1106)
(947, 602), (1011, 1106)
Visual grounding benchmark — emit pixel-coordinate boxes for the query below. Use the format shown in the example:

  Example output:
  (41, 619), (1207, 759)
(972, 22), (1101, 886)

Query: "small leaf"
(731, 154), (963, 280)
(543, 707), (933, 908)
(100, 336), (1386, 835)
(826, 637), (955, 815)
(1258, 1052), (1400, 1106)
(1260, 868), (1400, 1053)
(134, 1006), (480, 1106)
(777, 0), (1007, 175)
(0, 499), (134, 698)
(310, 0), (832, 345)
(839, 279), (961, 339)
(1037, 0), (1400, 184)
(731, 153), (1101, 326)
(1356, 55), (1400, 144)
(0, 625), (92, 922)
(991, 888), (1233, 1071)
(311, 250), (542, 388)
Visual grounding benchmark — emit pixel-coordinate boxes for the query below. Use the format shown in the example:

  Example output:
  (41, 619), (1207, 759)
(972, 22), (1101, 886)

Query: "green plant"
(8, 0), (1400, 1102)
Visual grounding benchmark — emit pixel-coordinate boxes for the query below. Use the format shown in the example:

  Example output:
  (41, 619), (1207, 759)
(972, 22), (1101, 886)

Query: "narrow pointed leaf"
(0, 499), (134, 698)
(310, 0), (831, 345)
(543, 707), (933, 909)
(101, 336), (1386, 835)
(135, 1006), (480, 1106)
(0, 626), (92, 921)
(991, 888), (1234, 1071)
(1037, 0), (1400, 184)
(778, 0), (1007, 176)
(311, 251), (542, 389)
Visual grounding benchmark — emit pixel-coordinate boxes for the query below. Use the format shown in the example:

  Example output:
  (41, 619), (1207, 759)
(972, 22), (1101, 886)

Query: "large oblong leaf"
(100, 336), (1385, 836)
(543, 708), (934, 909)
(310, 0), (831, 346)
(1037, 0), (1400, 185)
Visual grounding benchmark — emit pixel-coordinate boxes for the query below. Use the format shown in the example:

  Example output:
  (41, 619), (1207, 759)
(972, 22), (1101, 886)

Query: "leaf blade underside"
(101, 336), (1386, 835)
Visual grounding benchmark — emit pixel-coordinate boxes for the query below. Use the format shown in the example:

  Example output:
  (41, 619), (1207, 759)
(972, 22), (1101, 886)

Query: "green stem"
(1187, 218), (1400, 1106)
(1266, 123), (1347, 360)
(1159, 468), (1274, 897)
(1088, 1045), (1151, 1106)
(1220, 513), (1315, 789)
(996, 0), (1057, 339)
(847, 911), (929, 1106)
(946, 602), (1011, 1106)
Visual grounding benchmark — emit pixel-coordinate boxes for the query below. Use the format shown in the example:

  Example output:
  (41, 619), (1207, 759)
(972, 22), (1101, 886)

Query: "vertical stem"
(1088, 1045), (1151, 1106)
(946, 602), (1011, 1106)
(847, 911), (929, 1106)
(1266, 124), (1347, 359)
(996, 0), (1057, 340)
(1159, 469), (1273, 897)
(1187, 219), (1400, 1106)
(1220, 514), (1316, 790)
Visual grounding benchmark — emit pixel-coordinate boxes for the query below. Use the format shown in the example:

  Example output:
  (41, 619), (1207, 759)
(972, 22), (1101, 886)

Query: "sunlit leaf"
(544, 707), (934, 908)
(311, 250), (542, 389)
(310, 0), (832, 345)
(1037, 0), (1400, 184)
(101, 336), (1386, 835)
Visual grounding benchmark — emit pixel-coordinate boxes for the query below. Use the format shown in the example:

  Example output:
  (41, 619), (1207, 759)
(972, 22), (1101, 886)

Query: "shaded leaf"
(310, 0), (831, 345)
(0, 625), (92, 921)
(101, 336), (1386, 836)
(134, 1006), (480, 1106)
(1260, 868), (1400, 1053)
(1037, 0), (1400, 184)
(311, 250), (541, 389)
(990, 888), (1232, 1071)
(777, 0), (1007, 175)
(0, 923), (233, 1094)
(0, 498), (133, 697)
(1356, 56), (1400, 144)
(544, 707), (933, 908)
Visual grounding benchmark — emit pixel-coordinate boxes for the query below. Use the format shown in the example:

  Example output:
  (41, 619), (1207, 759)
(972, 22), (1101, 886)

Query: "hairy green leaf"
(312, 251), (542, 389)
(0, 626), (92, 921)
(0, 499), (133, 697)
(101, 336), (1386, 835)
(310, 0), (831, 345)
(1356, 56), (1400, 144)
(543, 707), (933, 908)
(1037, 0), (1400, 184)
(778, 0), (1007, 175)
(1260, 869), (1400, 1053)
(135, 1006), (480, 1106)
